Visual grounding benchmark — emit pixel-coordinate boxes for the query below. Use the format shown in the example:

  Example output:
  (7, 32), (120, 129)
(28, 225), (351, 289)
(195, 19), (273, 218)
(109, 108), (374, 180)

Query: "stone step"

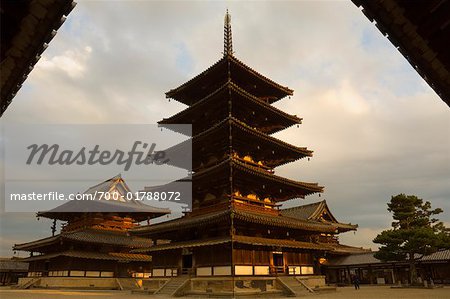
(277, 277), (312, 296)
(155, 275), (190, 296)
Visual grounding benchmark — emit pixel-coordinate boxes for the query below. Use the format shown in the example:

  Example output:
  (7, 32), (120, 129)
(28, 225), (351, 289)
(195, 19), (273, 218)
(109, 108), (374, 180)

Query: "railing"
(317, 235), (339, 243)
(187, 201), (230, 216)
(232, 200), (280, 215)
(234, 156), (274, 173)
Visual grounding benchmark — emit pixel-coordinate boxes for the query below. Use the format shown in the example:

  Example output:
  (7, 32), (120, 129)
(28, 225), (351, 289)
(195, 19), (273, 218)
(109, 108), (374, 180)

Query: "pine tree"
(373, 194), (450, 284)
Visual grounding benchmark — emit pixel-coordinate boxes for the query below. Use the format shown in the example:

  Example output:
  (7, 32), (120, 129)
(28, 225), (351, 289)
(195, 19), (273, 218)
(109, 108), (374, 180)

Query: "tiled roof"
(160, 81), (301, 135)
(131, 207), (335, 236)
(131, 210), (230, 235)
(325, 252), (382, 266)
(163, 116), (311, 171)
(165, 55), (293, 105)
(233, 209), (335, 233)
(37, 175), (170, 221)
(419, 249), (450, 262)
(229, 55), (294, 98)
(13, 235), (60, 251)
(0, 258), (28, 271)
(234, 235), (329, 251)
(63, 229), (153, 248)
(22, 250), (151, 262)
(133, 237), (231, 252)
(192, 158), (323, 200)
(320, 243), (371, 255)
(281, 200), (357, 232)
(134, 235), (328, 253)
(326, 249), (450, 267)
(14, 228), (153, 251)
(281, 201), (324, 220)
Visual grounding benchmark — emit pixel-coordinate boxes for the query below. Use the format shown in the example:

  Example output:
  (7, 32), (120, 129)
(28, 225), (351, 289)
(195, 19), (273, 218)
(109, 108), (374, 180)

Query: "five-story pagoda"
(132, 11), (344, 279)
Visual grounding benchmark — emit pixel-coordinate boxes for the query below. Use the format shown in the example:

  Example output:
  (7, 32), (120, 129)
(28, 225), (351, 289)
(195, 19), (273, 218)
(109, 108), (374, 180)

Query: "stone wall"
(18, 277), (118, 289)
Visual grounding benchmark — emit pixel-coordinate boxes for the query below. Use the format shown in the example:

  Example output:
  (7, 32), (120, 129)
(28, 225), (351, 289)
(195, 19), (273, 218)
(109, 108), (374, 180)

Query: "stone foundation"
(178, 276), (295, 296)
(18, 277), (119, 289)
(18, 275), (327, 296)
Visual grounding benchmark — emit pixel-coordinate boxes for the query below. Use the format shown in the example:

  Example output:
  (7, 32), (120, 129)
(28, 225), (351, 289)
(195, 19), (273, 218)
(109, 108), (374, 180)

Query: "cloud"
(340, 227), (384, 251)
(36, 46), (92, 78)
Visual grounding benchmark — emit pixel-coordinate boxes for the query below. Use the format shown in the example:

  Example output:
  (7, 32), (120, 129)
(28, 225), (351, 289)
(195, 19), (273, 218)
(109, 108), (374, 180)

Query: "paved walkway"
(0, 285), (449, 298)
(314, 285), (450, 299)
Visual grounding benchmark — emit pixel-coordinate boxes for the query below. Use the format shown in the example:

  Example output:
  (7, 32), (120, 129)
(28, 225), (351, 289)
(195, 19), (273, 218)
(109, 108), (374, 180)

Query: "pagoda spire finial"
(223, 9), (233, 57)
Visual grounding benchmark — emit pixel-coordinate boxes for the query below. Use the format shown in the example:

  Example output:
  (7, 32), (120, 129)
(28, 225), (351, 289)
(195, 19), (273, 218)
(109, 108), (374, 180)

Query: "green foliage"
(374, 194), (450, 262)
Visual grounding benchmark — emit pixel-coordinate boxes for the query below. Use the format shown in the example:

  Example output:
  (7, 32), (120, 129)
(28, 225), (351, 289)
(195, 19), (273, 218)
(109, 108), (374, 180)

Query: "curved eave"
(232, 158), (323, 196)
(160, 81), (301, 135)
(229, 117), (312, 159)
(131, 207), (334, 237)
(229, 55), (294, 100)
(233, 235), (330, 251)
(233, 210), (335, 233)
(165, 55), (293, 105)
(160, 116), (312, 170)
(14, 235), (60, 252)
(131, 210), (230, 236)
(133, 237), (231, 253)
(36, 211), (169, 223)
(134, 235), (330, 253)
(165, 56), (226, 102)
(193, 157), (324, 199)
(14, 229), (154, 252)
(21, 250), (152, 262)
(335, 223), (359, 232)
(36, 202), (170, 222)
(195, 117), (312, 161)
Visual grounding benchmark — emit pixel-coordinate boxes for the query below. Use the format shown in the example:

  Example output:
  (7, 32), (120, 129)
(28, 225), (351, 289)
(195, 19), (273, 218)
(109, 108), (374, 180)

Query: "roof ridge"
(282, 200), (326, 211)
(82, 174), (122, 193)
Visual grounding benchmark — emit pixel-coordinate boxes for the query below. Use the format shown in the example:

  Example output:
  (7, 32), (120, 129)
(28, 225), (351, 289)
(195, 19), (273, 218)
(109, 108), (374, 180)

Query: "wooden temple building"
(13, 175), (170, 289)
(12, 11), (366, 295)
(126, 12), (364, 295)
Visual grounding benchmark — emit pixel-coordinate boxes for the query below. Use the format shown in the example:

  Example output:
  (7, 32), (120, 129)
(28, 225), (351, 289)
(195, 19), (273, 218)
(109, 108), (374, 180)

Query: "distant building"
(13, 175), (170, 289)
(324, 250), (450, 285)
(0, 257), (28, 285)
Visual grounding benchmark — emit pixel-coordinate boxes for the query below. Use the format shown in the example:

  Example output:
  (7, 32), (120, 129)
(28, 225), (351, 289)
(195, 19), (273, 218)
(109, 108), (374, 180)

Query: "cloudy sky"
(1, 0), (449, 256)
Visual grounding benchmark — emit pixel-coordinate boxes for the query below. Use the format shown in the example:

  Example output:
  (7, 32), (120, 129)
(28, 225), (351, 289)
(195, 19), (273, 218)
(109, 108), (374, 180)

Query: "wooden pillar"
(368, 266), (374, 284)
(252, 249), (255, 275)
(67, 257), (73, 277)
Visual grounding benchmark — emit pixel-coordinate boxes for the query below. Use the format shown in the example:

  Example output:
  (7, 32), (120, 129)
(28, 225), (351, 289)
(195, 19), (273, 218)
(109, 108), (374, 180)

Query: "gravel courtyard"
(1, 286), (450, 299)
